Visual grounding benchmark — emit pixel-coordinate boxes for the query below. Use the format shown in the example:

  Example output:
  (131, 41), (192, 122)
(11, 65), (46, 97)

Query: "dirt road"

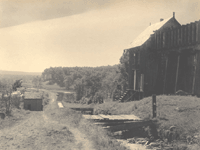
(0, 93), (94, 150)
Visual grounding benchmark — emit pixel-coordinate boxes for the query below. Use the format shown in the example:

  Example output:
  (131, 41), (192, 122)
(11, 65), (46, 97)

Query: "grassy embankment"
(47, 99), (128, 150)
(94, 95), (200, 149)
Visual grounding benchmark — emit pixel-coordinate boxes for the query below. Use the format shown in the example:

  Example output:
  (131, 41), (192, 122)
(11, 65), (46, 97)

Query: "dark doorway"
(165, 53), (178, 94)
(28, 104), (31, 110)
(177, 52), (194, 93)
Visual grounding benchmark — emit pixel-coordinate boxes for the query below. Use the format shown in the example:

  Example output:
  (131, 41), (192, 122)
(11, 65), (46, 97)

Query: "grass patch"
(41, 82), (66, 91)
(45, 100), (128, 150)
(0, 108), (31, 130)
(94, 95), (200, 148)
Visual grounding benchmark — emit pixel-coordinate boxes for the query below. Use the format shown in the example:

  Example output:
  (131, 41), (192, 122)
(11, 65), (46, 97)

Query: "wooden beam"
(94, 121), (139, 127)
(163, 55), (168, 94)
(197, 21), (200, 43)
(134, 70), (136, 90)
(103, 120), (153, 132)
(70, 107), (94, 114)
(128, 50), (134, 90)
(175, 55), (180, 93)
(195, 21), (198, 43)
(152, 95), (156, 118)
(192, 53), (198, 94)
(171, 30), (173, 47)
(180, 26), (183, 46)
(191, 23), (195, 44)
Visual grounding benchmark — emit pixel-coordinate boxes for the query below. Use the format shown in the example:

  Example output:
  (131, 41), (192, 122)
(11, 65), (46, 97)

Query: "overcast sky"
(0, 0), (199, 72)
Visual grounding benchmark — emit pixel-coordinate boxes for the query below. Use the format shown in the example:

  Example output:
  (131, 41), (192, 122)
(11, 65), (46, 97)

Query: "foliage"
(0, 79), (25, 115)
(12, 79), (22, 91)
(0, 79), (14, 115)
(42, 65), (123, 103)
(94, 95), (200, 147)
(41, 50), (130, 104)
(32, 76), (42, 90)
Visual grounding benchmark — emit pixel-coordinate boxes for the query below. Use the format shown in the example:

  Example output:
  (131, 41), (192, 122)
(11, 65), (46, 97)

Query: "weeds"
(45, 100), (128, 150)
(94, 95), (200, 148)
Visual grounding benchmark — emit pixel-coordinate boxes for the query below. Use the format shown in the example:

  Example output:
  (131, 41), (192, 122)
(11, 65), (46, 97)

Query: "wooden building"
(23, 92), (43, 111)
(121, 13), (200, 101)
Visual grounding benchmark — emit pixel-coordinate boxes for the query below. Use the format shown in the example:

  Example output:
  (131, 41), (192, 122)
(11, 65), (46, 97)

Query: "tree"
(32, 76), (42, 91)
(12, 79), (22, 91)
(0, 79), (14, 115)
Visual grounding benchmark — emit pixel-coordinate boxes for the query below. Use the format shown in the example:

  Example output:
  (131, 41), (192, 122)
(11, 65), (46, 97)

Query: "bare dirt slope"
(0, 93), (94, 150)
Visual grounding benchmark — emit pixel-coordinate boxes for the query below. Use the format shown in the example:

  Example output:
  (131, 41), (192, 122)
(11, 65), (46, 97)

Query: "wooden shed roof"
(127, 17), (172, 49)
(24, 92), (43, 99)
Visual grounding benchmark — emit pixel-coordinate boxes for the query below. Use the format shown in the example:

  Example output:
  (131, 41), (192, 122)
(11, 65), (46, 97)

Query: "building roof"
(24, 92), (43, 99)
(126, 17), (172, 49)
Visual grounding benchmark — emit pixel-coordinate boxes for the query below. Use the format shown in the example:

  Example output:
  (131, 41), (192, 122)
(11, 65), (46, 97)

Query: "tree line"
(42, 54), (129, 104)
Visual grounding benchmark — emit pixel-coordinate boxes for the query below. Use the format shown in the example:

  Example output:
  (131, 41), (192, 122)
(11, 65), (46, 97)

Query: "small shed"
(23, 92), (43, 111)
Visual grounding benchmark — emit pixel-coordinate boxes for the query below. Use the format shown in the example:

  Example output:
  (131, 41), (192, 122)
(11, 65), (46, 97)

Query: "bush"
(12, 95), (21, 109)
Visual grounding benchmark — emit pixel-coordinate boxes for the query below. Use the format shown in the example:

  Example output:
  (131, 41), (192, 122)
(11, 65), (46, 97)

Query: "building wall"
(24, 99), (43, 111)
(194, 52), (200, 96)
(128, 19), (200, 97)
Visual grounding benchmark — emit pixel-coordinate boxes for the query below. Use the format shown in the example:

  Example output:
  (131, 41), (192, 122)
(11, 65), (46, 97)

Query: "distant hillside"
(0, 70), (41, 76)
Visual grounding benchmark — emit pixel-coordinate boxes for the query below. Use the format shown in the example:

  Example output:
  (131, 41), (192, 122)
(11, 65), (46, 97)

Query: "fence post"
(152, 94), (157, 118)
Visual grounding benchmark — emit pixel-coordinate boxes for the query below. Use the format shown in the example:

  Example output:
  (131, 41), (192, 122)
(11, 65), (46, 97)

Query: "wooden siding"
(128, 19), (200, 98)
(154, 20), (200, 50)
(24, 99), (43, 111)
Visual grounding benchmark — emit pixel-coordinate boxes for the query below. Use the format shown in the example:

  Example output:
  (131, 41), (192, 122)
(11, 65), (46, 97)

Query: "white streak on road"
(58, 102), (64, 108)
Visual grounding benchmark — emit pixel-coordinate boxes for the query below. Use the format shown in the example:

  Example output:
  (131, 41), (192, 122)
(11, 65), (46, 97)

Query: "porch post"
(192, 52), (198, 94)
(134, 70), (136, 90)
(174, 54), (180, 93)
(163, 55), (168, 94)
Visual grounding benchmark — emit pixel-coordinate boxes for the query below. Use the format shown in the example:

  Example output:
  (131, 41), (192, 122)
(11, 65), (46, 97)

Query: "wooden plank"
(174, 55), (180, 93)
(185, 24), (188, 45)
(191, 23), (195, 44)
(134, 70), (136, 90)
(198, 20), (200, 43)
(188, 24), (192, 44)
(162, 32), (166, 48)
(177, 28), (180, 46)
(103, 121), (153, 132)
(92, 114), (142, 122)
(182, 25), (186, 45)
(163, 56), (168, 94)
(98, 114), (110, 120)
(106, 115), (125, 120)
(180, 26), (183, 46)
(94, 121), (140, 127)
(171, 30), (173, 47)
(158, 31), (161, 49)
(192, 53), (198, 94)
(195, 21), (198, 43)
(82, 115), (104, 120)
(174, 29), (177, 47)
(70, 107), (94, 114)
(119, 115), (141, 120)
(70, 107), (93, 111)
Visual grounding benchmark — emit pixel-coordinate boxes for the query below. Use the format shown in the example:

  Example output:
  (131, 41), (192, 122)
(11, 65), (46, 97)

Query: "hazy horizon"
(0, 0), (199, 72)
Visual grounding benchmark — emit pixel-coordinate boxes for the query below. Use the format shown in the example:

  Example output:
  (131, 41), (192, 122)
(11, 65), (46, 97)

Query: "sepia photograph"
(0, 0), (200, 149)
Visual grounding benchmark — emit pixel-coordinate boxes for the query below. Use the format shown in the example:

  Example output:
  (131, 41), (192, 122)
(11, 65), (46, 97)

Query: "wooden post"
(174, 54), (180, 93)
(163, 55), (168, 94)
(128, 50), (134, 101)
(152, 95), (156, 118)
(192, 53), (198, 94)
(134, 70), (136, 90)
